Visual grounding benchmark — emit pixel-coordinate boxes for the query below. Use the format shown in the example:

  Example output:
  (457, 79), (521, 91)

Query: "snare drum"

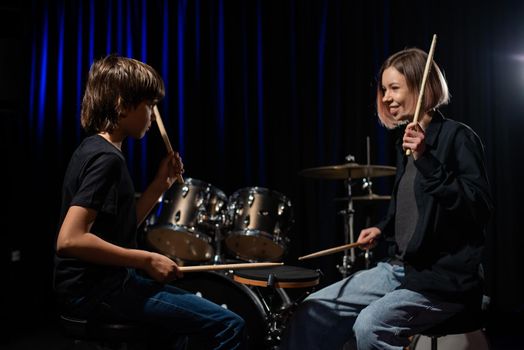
(226, 187), (293, 262)
(146, 178), (228, 262)
(233, 265), (320, 289)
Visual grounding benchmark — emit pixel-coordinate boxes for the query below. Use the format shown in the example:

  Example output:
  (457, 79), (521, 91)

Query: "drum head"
(171, 272), (267, 350)
(233, 265), (320, 288)
(146, 225), (214, 262)
(225, 231), (284, 261)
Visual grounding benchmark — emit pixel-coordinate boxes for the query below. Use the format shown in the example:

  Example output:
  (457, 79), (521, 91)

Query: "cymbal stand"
(363, 136), (374, 269)
(363, 136), (374, 197)
(337, 154), (356, 278)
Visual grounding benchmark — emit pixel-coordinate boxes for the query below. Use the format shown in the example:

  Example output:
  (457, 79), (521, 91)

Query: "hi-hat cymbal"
(335, 193), (392, 201)
(299, 163), (396, 179)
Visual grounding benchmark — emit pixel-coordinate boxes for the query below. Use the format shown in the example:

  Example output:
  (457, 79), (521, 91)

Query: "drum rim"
(224, 231), (286, 262)
(234, 265), (320, 282)
(183, 177), (228, 199)
(229, 186), (292, 203)
(233, 275), (319, 288)
(145, 224), (215, 262)
(233, 266), (320, 288)
(226, 229), (286, 244)
(147, 224), (214, 243)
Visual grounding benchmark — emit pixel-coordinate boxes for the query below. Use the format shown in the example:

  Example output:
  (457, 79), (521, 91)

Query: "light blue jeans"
(65, 269), (246, 349)
(279, 262), (463, 350)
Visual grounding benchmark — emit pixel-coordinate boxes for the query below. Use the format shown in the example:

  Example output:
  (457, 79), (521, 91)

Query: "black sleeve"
(71, 153), (121, 215)
(414, 127), (493, 227)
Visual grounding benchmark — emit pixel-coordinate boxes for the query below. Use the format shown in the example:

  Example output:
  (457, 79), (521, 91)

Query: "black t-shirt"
(54, 135), (137, 300)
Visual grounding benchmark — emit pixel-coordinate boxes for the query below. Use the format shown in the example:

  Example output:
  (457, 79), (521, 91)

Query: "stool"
(60, 314), (151, 350)
(411, 302), (488, 350)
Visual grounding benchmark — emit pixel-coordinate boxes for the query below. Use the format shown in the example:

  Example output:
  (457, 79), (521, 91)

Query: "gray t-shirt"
(395, 156), (418, 257)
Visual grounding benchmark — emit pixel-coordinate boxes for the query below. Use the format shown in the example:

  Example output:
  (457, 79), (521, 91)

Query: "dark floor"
(1, 314), (522, 350)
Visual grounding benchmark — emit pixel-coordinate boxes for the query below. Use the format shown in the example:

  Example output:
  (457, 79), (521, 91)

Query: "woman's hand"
(357, 227), (381, 249)
(403, 122), (426, 159)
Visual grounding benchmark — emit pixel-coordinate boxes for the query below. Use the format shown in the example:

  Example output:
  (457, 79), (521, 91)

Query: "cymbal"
(299, 163), (396, 180)
(335, 193), (392, 201)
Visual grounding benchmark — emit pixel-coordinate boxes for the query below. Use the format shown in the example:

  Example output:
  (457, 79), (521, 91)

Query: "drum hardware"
(340, 154), (357, 278)
(364, 249), (373, 269)
(211, 223), (226, 264)
(171, 266), (320, 350)
(299, 137), (396, 277)
(232, 265), (321, 349)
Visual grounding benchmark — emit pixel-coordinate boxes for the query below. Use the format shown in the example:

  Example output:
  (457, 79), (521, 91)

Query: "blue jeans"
(279, 262), (463, 350)
(66, 269), (246, 350)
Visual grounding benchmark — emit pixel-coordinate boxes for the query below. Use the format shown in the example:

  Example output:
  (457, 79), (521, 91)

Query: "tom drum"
(146, 178), (228, 262)
(226, 187), (293, 262)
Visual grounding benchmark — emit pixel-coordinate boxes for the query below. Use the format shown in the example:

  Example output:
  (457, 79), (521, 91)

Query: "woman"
(280, 48), (493, 350)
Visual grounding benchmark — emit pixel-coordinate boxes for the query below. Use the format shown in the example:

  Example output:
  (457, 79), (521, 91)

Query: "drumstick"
(153, 105), (184, 184)
(298, 242), (362, 260)
(179, 262), (283, 272)
(406, 34), (437, 156)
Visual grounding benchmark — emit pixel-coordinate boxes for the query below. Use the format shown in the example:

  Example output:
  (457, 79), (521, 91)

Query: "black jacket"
(377, 112), (493, 303)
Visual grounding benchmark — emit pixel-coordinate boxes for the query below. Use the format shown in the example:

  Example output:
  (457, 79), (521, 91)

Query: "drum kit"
(143, 179), (301, 349)
(141, 154), (395, 349)
(148, 113), (396, 349)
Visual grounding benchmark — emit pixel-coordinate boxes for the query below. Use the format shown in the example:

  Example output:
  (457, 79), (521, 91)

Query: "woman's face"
(381, 67), (415, 123)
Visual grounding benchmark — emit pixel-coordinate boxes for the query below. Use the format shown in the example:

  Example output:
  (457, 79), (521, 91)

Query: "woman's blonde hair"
(376, 48), (449, 129)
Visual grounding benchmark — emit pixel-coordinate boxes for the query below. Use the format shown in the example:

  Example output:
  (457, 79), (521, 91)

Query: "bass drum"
(171, 271), (268, 350)
(410, 330), (489, 350)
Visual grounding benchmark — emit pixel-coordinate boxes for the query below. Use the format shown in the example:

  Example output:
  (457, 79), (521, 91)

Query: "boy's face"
(120, 100), (155, 139)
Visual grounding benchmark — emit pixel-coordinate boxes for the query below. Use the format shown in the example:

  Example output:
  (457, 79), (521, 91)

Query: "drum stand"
(254, 286), (290, 348)
(232, 268), (320, 349)
(250, 275), (315, 349)
(212, 224), (225, 264)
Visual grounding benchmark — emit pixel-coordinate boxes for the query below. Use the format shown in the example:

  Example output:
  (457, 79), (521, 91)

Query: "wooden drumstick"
(406, 34), (437, 156)
(298, 242), (362, 260)
(153, 105), (184, 184)
(179, 262), (283, 272)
